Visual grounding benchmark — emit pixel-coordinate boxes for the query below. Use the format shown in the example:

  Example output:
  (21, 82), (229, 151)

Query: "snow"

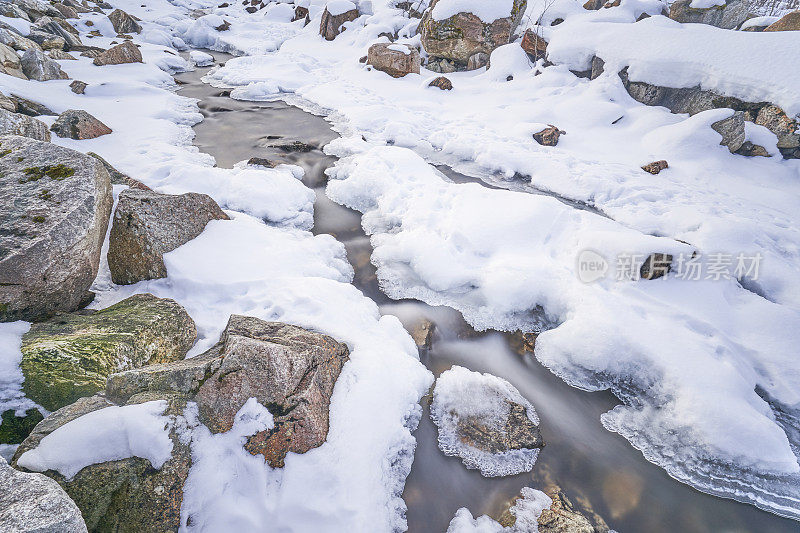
(0, 322), (38, 421)
(432, 0), (516, 22)
(16, 401), (174, 480)
(326, 0), (357, 16)
(446, 487), (551, 532)
(189, 49), (214, 66)
(689, 0), (725, 8)
(388, 43), (411, 54)
(431, 365), (541, 477)
(740, 15), (781, 29)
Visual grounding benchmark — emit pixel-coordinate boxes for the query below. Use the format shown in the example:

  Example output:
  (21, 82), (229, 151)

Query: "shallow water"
(175, 54), (799, 533)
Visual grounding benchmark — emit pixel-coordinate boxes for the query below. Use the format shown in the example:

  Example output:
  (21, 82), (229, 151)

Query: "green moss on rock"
(0, 408), (44, 444)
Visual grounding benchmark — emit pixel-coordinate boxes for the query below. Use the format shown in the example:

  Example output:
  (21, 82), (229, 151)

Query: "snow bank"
(0, 322), (37, 420)
(17, 401), (173, 480)
(326, 0), (357, 16)
(189, 50), (215, 66)
(432, 0), (516, 22)
(446, 487), (551, 532)
(431, 366), (541, 476)
(547, 16), (800, 116)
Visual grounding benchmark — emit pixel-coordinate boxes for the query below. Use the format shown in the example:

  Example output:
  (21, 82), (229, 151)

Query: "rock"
(0, 408), (43, 445)
(466, 51), (489, 70)
(0, 27), (42, 52)
(533, 125), (564, 146)
(0, 91), (15, 112)
(69, 80), (86, 94)
(49, 49), (77, 60)
(755, 104), (799, 151)
(409, 317), (435, 349)
(431, 366), (543, 477)
(0, 42), (26, 79)
(736, 140), (770, 157)
(367, 42), (420, 77)
(247, 156), (279, 167)
(87, 151), (150, 188)
(50, 109), (112, 140)
(711, 111), (746, 153)
(293, 5), (309, 22)
(668, 0), (752, 29)
(269, 139), (315, 152)
(583, 0), (604, 9)
(639, 253), (672, 280)
(107, 189), (229, 285)
(498, 484), (610, 532)
(107, 8), (142, 34)
(520, 29), (547, 61)
(428, 75), (453, 90)
(215, 19), (231, 31)
(0, 2), (32, 20)
(426, 57), (458, 73)
(764, 10), (800, 31)
(641, 160), (668, 174)
(319, 3), (359, 40)
(10, 94), (56, 116)
(0, 136), (112, 322)
(20, 293), (197, 411)
(75, 45), (104, 58)
(27, 30), (66, 51)
(194, 316), (350, 467)
(8, 0), (61, 20)
(33, 17), (83, 51)
(0, 109), (51, 141)
(0, 456), (88, 533)
(20, 48), (69, 80)
(590, 56), (605, 80)
(54, 3), (80, 19)
(92, 40), (142, 65)
(420, 0), (526, 69)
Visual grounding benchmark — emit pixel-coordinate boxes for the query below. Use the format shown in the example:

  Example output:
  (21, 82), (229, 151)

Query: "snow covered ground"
(1, 0), (800, 527)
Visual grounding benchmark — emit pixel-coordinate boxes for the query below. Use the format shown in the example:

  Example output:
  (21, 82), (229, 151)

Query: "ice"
(16, 401), (174, 480)
(446, 487), (551, 532)
(431, 365), (541, 477)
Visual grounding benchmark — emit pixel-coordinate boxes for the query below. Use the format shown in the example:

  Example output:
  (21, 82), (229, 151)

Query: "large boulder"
(668, 0), (752, 29)
(0, 135), (112, 322)
(50, 109), (111, 140)
(430, 366), (544, 477)
(20, 48), (69, 81)
(367, 43), (421, 77)
(33, 16), (83, 51)
(0, 42), (27, 78)
(107, 8), (142, 34)
(0, 456), (88, 533)
(420, 0), (527, 69)
(92, 40), (142, 65)
(0, 108), (51, 141)
(107, 189), (229, 285)
(764, 11), (800, 31)
(13, 316), (350, 530)
(20, 293), (197, 411)
(319, 1), (359, 40)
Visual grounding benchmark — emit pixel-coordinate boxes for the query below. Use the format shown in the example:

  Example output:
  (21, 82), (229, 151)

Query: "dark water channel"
(174, 53), (799, 533)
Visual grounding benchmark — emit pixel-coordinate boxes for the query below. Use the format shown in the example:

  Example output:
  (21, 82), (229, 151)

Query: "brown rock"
(641, 160), (668, 174)
(69, 80), (87, 94)
(194, 316), (350, 467)
(293, 5), (309, 22)
(215, 20), (231, 31)
(533, 125), (564, 146)
(107, 8), (142, 34)
(764, 11), (800, 31)
(520, 29), (547, 61)
(639, 253), (672, 280)
(736, 141), (770, 157)
(50, 109), (112, 140)
(583, 0), (604, 9)
(247, 156), (279, 167)
(367, 42), (420, 77)
(319, 5), (359, 41)
(92, 40), (142, 65)
(409, 318), (435, 349)
(428, 76), (453, 90)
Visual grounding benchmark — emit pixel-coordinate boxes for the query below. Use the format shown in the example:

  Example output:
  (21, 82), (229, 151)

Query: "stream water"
(175, 53), (799, 533)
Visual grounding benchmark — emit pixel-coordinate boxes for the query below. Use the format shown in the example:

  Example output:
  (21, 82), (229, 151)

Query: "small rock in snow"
(50, 109), (111, 140)
(641, 160), (668, 174)
(92, 40), (142, 65)
(428, 76), (453, 90)
(533, 125), (564, 146)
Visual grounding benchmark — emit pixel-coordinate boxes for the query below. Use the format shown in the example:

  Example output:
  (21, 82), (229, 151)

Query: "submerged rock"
(92, 40), (142, 65)
(668, 0), (752, 29)
(20, 293), (197, 411)
(107, 8), (142, 34)
(0, 109), (51, 141)
(107, 188), (229, 285)
(431, 365), (543, 477)
(367, 42), (420, 77)
(50, 109), (112, 139)
(0, 456), (88, 533)
(319, 2), (359, 41)
(20, 48), (69, 81)
(0, 135), (112, 322)
(420, 0), (526, 69)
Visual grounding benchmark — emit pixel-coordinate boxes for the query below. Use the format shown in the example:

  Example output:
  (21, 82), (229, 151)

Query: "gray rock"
(107, 189), (229, 285)
(92, 40), (142, 65)
(0, 42), (27, 78)
(0, 2), (32, 21)
(48, 49), (77, 60)
(0, 135), (112, 322)
(711, 111), (746, 153)
(0, 27), (42, 52)
(10, 94), (56, 116)
(53, 3), (79, 19)
(69, 79), (86, 93)
(21, 48), (69, 80)
(755, 104), (799, 150)
(640, 253), (673, 280)
(7, 0), (62, 20)
(87, 151), (150, 189)
(367, 42), (420, 77)
(0, 91), (15, 112)
(319, 5), (359, 40)
(0, 109), (51, 141)
(50, 109), (111, 139)
(107, 8), (142, 34)
(0, 456), (88, 533)
(27, 29), (66, 51)
(669, 0), (752, 29)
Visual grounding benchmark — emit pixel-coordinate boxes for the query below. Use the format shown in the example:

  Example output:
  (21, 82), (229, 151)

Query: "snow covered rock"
(431, 366), (543, 477)
(193, 316), (350, 467)
(92, 40), (142, 65)
(0, 456), (87, 533)
(0, 135), (111, 322)
(188, 49), (213, 66)
(0, 42), (26, 79)
(13, 396), (190, 533)
(20, 48), (68, 80)
(20, 294), (197, 411)
(107, 189), (230, 285)
(50, 109), (111, 140)
(0, 109), (51, 141)
(448, 487), (552, 532)
(669, 0), (753, 29)
(107, 9), (142, 35)
(498, 484), (610, 532)
(367, 43), (420, 77)
(319, 1), (359, 41)
(420, 0), (527, 69)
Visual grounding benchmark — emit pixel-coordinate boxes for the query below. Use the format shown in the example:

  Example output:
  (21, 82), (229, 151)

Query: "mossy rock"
(20, 294), (197, 411)
(0, 408), (43, 444)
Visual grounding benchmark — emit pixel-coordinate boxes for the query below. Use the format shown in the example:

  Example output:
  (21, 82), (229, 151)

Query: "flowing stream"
(175, 53), (799, 533)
